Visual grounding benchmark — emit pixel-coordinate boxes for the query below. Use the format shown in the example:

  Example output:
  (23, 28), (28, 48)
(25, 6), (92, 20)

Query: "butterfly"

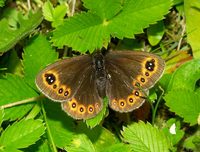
(35, 50), (165, 120)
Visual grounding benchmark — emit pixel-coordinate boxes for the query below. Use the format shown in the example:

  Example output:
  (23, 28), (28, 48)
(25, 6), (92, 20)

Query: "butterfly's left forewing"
(105, 51), (165, 112)
(35, 55), (92, 102)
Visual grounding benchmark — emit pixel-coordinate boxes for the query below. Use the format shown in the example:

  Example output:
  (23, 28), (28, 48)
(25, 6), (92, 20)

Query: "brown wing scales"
(62, 68), (103, 119)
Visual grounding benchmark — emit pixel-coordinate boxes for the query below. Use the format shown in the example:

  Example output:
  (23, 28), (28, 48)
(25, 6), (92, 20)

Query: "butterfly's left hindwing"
(62, 67), (103, 120)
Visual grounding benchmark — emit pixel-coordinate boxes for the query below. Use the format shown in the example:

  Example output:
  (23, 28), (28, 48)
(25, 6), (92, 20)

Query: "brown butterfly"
(35, 50), (165, 120)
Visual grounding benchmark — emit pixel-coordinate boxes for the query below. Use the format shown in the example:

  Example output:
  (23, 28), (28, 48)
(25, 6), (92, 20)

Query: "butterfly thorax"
(92, 53), (107, 97)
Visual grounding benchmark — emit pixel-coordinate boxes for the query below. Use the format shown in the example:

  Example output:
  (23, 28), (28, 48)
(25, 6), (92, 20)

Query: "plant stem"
(41, 101), (57, 152)
(152, 86), (164, 125)
(0, 96), (42, 109)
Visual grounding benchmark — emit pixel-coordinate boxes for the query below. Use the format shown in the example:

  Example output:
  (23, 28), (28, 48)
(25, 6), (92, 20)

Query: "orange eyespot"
(64, 87), (71, 97)
(134, 90), (140, 96)
(112, 99), (117, 106)
(140, 77), (145, 83)
(78, 105), (86, 114)
(53, 84), (57, 89)
(69, 98), (77, 111)
(72, 102), (77, 109)
(88, 105), (94, 113)
(43, 71), (59, 86)
(119, 99), (126, 108)
(145, 71), (150, 77)
(127, 95), (135, 105)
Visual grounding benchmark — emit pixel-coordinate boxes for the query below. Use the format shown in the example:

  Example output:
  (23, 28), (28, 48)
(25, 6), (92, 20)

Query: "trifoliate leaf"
(0, 119), (45, 150)
(52, 0), (172, 53)
(0, 10), (43, 53)
(121, 121), (171, 152)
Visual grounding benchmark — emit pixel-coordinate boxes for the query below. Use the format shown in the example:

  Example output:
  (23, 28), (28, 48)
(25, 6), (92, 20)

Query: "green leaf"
(52, 4), (68, 27)
(0, 119), (45, 150)
(75, 123), (119, 152)
(121, 121), (171, 152)
(43, 1), (67, 27)
(23, 35), (58, 89)
(44, 100), (75, 148)
(0, 10), (43, 53)
(86, 97), (108, 128)
(147, 21), (165, 46)
(184, 0), (200, 58)
(109, 0), (172, 38)
(162, 118), (184, 146)
(164, 89), (200, 125)
(164, 59), (200, 125)
(43, 0), (54, 21)
(83, 0), (122, 19)
(0, 74), (38, 120)
(65, 134), (95, 152)
(1, 147), (22, 152)
(52, 0), (172, 52)
(52, 12), (108, 53)
(167, 59), (200, 91)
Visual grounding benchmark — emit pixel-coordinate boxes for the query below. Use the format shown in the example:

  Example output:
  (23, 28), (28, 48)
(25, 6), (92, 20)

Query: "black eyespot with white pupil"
(140, 78), (145, 83)
(58, 88), (63, 94)
(129, 98), (133, 103)
(45, 73), (56, 85)
(72, 103), (76, 108)
(89, 107), (93, 112)
(145, 72), (149, 76)
(120, 101), (125, 106)
(145, 59), (155, 71)
(135, 91), (139, 96)
(80, 107), (84, 112)
(64, 91), (69, 96)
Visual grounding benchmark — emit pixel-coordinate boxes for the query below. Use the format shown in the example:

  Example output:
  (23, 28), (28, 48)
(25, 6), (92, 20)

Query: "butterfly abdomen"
(92, 53), (107, 97)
